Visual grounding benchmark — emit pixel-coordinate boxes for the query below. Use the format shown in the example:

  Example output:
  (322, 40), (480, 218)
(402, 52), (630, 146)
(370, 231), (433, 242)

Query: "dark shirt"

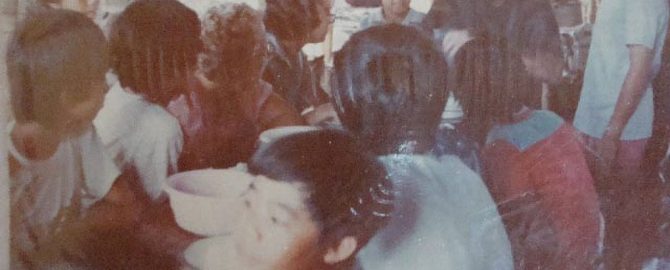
(262, 33), (330, 113)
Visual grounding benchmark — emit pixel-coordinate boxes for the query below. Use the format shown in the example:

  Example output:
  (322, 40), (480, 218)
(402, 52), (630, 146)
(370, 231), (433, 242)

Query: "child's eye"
(271, 216), (278, 224)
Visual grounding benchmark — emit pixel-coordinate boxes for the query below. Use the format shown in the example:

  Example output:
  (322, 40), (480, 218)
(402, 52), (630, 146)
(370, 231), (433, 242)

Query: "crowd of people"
(4, 0), (670, 269)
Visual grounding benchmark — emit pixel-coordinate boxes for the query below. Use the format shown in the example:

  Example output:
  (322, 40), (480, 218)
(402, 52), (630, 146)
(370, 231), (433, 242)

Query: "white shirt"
(8, 123), (119, 269)
(359, 7), (426, 30)
(357, 154), (514, 270)
(94, 79), (183, 200)
(573, 0), (669, 140)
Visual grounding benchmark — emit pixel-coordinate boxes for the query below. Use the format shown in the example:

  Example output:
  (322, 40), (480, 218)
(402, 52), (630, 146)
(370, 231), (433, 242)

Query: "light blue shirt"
(357, 155), (514, 270)
(573, 0), (669, 140)
(359, 8), (425, 30)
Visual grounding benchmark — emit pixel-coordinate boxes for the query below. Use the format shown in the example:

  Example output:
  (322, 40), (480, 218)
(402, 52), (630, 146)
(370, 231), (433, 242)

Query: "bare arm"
(257, 93), (306, 131)
(604, 45), (655, 139)
(597, 45), (655, 172)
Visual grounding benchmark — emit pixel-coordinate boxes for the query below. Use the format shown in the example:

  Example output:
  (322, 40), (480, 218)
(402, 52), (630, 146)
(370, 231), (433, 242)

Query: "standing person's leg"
(615, 138), (649, 185)
(580, 132), (649, 189)
(580, 133), (609, 190)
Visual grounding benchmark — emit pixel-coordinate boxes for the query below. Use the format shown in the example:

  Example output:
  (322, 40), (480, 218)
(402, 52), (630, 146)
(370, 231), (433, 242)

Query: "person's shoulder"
(407, 8), (426, 23)
(486, 110), (565, 151)
(360, 7), (383, 29)
(531, 110), (564, 125)
(137, 104), (183, 139)
(435, 154), (480, 177)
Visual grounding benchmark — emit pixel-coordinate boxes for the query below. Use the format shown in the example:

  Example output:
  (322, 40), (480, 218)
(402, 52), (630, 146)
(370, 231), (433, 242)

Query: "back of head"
(248, 129), (393, 257)
(200, 3), (266, 88)
(332, 25), (448, 155)
(452, 38), (532, 144)
(7, 8), (108, 128)
(424, 0), (488, 33)
(264, 0), (323, 42)
(110, 0), (201, 105)
(503, 0), (561, 59)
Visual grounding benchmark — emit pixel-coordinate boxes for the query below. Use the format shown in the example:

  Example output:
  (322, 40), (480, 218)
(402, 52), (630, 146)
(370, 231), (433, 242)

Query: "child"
(94, 0), (201, 201)
(183, 130), (393, 270)
(168, 3), (304, 171)
(6, 8), (126, 269)
(359, 0), (426, 30)
(454, 38), (602, 269)
(262, 0), (331, 115)
(332, 24), (514, 270)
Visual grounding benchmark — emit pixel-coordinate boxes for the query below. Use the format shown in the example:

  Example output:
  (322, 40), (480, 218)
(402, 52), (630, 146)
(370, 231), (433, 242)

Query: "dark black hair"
(109, 0), (201, 105)
(264, 0), (324, 42)
(500, 0), (562, 58)
(332, 24), (448, 155)
(7, 8), (108, 127)
(423, 0), (488, 34)
(452, 38), (533, 144)
(248, 130), (393, 259)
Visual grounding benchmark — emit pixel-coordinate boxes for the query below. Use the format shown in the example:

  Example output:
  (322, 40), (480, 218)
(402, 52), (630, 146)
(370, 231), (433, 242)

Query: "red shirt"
(482, 110), (600, 268)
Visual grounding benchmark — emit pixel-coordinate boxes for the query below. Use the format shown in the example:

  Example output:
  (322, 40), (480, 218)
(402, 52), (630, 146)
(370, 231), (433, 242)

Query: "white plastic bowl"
(257, 126), (319, 148)
(164, 169), (253, 237)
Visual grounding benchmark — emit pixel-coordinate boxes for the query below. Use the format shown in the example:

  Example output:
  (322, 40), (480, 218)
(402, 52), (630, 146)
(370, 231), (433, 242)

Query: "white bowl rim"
(164, 168), (251, 200)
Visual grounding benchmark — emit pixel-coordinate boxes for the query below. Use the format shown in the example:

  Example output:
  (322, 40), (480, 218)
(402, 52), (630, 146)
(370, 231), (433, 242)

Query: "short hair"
(6, 8), (108, 128)
(109, 0), (201, 104)
(452, 38), (533, 143)
(200, 3), (266, 88)
(248, 130), (393, 257)
(264, 0), (323, 42)
(332, 25), (448, 155)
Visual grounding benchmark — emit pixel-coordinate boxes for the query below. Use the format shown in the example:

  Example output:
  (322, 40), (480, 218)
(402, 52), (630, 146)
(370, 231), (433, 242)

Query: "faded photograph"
(0, 0), (669, 269)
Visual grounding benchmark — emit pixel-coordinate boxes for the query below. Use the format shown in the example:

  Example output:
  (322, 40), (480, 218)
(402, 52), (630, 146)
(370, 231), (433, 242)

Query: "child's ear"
(323, 236), (358, 265)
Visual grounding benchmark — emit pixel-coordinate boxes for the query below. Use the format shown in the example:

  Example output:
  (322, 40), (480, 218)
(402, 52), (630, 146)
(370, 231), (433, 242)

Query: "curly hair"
(200, 3), (266, 88)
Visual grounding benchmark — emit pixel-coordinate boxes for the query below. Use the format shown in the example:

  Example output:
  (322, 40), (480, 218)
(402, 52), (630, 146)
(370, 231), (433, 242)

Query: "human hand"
(596, 133), (619, 176)
(303, 103), (340, 126)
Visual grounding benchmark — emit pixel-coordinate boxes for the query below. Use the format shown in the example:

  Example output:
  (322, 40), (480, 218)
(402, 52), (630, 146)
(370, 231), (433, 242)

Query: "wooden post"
(0, 0), (17, 268)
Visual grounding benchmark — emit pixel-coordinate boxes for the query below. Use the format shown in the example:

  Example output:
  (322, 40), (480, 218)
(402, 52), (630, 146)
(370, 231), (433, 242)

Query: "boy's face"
(59, 78), (106, 137)
(306, 0), (334, 44)
(382, 0), (411, 18)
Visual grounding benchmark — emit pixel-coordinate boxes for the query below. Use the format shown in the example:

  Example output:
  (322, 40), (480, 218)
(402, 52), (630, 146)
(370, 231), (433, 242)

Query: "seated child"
(183, 130), (394, 269)
(331, 24), (514, 270)
(262, 0), (331, 115)
(359, 0), (426, 30)
(6, 8), (128, 269)
(453, 38), (602, 269)
(168, 3), (304, 171)
(94, 0), (201, 200)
